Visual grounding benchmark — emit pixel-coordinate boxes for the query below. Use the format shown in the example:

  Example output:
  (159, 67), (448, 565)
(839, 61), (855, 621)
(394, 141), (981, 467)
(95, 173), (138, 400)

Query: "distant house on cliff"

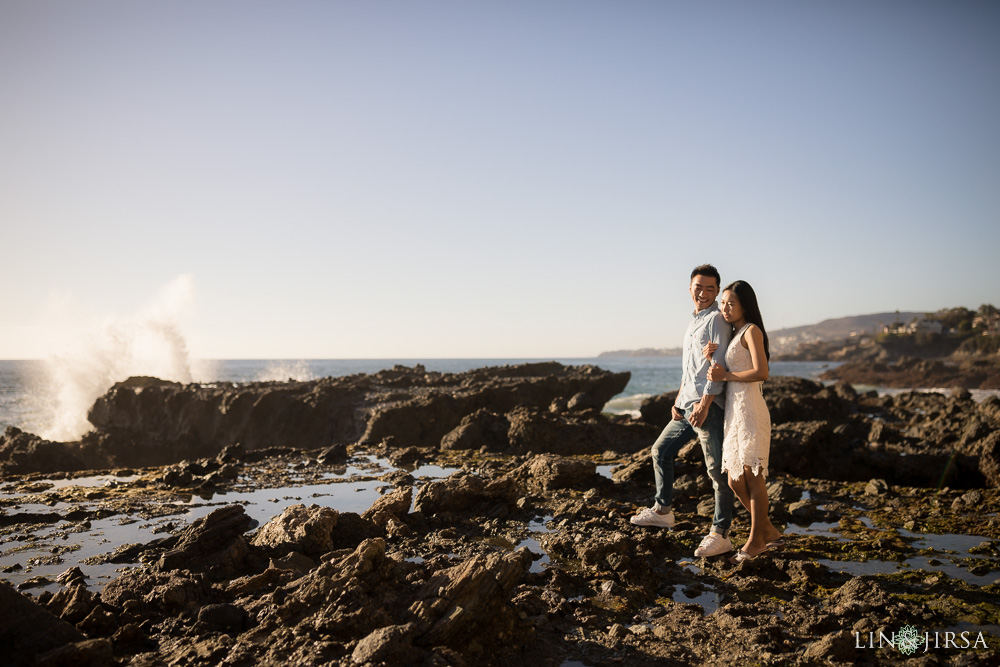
(973, 312), (1000, 336)
(911, 319), (943, 335)
(882, 319), (943, 335)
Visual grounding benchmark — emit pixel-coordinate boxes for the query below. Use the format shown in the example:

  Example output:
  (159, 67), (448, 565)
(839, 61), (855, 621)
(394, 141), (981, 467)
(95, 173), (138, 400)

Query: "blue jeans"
(650, 403), (733, 535)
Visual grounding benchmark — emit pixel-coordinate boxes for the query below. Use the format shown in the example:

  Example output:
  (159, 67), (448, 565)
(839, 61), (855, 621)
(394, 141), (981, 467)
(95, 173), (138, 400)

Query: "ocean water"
(0, 357), (839, 440)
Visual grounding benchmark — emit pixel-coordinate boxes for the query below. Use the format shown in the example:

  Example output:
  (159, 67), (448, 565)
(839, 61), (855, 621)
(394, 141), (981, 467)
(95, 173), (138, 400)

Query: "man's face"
(689, 274), (719, 312)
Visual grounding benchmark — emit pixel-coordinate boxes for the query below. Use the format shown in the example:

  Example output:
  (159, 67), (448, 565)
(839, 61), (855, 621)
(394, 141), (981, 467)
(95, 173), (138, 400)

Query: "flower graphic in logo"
(896, 625), (922, 655)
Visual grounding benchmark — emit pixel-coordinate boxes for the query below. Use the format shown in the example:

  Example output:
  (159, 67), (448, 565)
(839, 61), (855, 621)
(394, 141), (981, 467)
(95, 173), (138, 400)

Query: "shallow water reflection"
(0, 455), (461, 594)
(816, 556), (998, 586)
(670, 583), (721, 614)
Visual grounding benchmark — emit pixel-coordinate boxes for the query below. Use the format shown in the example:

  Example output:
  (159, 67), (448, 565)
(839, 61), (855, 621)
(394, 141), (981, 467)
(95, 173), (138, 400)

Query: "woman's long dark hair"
(724, 280), (770, 360)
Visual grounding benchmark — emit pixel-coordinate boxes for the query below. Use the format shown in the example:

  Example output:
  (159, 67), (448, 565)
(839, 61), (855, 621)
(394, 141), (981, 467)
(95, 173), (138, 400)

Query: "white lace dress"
(721, 323), (772, 479)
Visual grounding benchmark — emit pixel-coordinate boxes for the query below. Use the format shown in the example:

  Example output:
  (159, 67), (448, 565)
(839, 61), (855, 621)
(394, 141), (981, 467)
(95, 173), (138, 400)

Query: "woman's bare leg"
(728, 472), (752, 514)
(741, 465), (781, 556)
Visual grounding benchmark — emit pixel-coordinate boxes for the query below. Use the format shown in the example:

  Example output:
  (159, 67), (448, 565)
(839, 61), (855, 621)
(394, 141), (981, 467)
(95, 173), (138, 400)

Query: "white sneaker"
(629, 507), (675, 528)
(694, 531), (733, 557)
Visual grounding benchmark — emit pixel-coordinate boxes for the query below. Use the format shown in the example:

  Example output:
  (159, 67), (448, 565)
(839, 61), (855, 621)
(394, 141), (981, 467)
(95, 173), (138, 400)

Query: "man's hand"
(671, 405), (684, 421)
(688, 396), (713, 428)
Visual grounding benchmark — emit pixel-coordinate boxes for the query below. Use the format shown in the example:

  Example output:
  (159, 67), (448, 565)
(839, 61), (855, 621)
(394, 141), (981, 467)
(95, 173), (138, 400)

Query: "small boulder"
(639, 392), (679, 429)
(55, 566), (87, 587)
(157, 505), (257, 579)
(34, 638), (113, 667)
(864, 479), (889, 496)
(351, 623), (419, 665)
(413, 472), (517, 516)
(46, 584), (94, 624)
(362, 486), (413, 527)
(197, 603), (249, 633)
(318, 443), (348, 464)
(77, 605), (119, 637)
(515, 454), (598, 494)
(251, 504), (338, 558)
(440, 409), (510, 452)
(803, 631), (861, 663)
(950, 387), (972, 401)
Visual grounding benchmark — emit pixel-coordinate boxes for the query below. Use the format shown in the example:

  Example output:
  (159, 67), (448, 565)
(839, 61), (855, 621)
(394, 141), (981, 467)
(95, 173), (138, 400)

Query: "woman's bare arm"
(708, 325), (769, 382)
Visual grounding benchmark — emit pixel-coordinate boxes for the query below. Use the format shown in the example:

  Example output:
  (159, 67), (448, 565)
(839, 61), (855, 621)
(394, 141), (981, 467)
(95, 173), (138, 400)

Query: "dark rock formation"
(513, 454), (600, 494)
(251, 504), (339, 558)
(440, 409), (511, 451)
(820, 355), (1000, 390)
(156, 505), (260, 579)
(6, 362), (1000, 667)
(0, 581), (85, 666)
(230, 537), (531, 665)
(102, 569), (219, 624)
(362, 485), (413, 531)
(413, 471), (518, 519)
(2, 408), (999, 667)
(634, 375), (1000, 488)
(638, 390), (679, 429)
(34, 638), (113, 667)
(357, 363), (628, 448)
(0, 362), (630, 474)
(0, 427), (86, 474)
(506, 406), (651, 456)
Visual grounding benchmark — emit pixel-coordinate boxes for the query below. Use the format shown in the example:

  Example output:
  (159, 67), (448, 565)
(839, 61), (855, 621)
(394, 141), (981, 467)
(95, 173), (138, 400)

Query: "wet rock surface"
(0, 370), (999, 665)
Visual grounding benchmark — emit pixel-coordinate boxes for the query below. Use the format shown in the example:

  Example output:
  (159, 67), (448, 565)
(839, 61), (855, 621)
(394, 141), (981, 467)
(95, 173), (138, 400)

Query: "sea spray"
(602, 392), (652, 418)
(256, 360), (315, 382)
(39, 275), (204, 441)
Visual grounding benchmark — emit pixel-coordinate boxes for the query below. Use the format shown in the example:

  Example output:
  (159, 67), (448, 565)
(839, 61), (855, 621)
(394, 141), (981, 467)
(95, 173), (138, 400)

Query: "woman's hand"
(708, 362), (727, 382)
(702, 341), (718, 362)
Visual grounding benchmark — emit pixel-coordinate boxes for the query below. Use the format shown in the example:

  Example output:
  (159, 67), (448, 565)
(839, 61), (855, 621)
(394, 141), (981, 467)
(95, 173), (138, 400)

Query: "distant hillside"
(598, 312), (929, 357)
(769, 312), (927, 354)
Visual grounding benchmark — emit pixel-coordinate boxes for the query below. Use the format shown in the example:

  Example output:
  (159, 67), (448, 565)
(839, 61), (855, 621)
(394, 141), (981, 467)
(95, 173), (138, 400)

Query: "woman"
(703, 280), (781, 562)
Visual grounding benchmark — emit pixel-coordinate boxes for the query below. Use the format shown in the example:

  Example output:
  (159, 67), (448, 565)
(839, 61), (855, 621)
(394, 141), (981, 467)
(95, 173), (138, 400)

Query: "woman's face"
(720, 290), (744, 324)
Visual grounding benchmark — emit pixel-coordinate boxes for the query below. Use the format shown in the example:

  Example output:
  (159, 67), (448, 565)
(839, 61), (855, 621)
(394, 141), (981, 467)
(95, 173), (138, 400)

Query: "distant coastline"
(598, 310), (936, 358)
(599, 307), (1000, 389)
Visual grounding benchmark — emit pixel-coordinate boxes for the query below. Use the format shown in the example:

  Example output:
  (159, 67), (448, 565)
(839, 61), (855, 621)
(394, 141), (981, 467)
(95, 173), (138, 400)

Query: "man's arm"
(689, 314), (731, 427)
(703, 314), (731, 397)
(671, 378), (685, 421)
(688, 392), (714, 427)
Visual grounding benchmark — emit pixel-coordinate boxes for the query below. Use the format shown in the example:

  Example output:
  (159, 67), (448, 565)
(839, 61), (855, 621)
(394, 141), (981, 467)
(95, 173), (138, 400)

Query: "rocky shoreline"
(2, 363), (999, 665)
(820, 356), (1000, 391)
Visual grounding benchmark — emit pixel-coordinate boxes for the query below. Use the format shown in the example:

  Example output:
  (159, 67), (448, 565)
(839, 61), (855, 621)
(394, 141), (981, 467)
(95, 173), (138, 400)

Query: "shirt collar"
(692, 301), (719, 318)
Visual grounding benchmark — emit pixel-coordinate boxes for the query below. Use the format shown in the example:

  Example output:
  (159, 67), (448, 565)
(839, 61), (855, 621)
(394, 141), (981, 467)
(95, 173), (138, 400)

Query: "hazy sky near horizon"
(2, 0), (998, 361)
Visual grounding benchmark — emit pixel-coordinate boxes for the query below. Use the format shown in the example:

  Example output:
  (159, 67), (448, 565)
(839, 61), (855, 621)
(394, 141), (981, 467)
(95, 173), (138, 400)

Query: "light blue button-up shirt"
(676, 302), (731, 415)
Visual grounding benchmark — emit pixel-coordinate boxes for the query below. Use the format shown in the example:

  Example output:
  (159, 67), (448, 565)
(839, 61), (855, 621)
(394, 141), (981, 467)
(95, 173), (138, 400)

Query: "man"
(630, 264), (736, 558)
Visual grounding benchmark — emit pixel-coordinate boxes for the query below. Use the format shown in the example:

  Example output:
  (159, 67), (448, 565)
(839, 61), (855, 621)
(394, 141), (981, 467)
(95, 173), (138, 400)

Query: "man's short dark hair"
(690, 264), (721, 288)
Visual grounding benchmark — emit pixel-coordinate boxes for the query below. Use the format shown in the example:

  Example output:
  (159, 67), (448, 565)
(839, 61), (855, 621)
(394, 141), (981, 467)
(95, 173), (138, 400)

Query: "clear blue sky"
(2, 0), (998, 359)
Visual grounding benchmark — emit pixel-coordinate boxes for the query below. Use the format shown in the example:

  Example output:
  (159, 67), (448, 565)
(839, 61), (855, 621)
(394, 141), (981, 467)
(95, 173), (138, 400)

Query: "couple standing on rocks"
(630, 264), (782, 563)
